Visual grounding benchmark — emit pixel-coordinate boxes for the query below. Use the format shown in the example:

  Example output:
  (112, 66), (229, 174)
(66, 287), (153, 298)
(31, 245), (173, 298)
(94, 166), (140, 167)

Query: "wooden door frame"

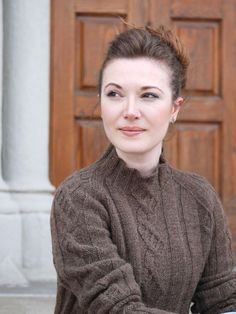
(50, 0), (76, 187)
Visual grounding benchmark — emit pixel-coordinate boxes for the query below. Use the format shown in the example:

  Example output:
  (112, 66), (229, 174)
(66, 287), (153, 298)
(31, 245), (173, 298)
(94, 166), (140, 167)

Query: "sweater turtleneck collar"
(98, 144), (172, 193)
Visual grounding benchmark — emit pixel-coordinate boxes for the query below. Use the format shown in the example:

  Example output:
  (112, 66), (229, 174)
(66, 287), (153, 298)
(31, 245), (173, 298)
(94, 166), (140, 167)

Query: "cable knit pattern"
(51, 145), (236, 314)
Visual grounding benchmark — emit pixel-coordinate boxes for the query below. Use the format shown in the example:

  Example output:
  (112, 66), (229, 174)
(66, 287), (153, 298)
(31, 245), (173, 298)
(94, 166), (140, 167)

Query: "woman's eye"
(107, 91), (120, 97)
(142, 92), (159, 99)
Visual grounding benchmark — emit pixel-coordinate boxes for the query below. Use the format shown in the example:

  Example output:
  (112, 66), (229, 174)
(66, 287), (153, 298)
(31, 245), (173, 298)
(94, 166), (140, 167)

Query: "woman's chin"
(114, 143), (151, 155)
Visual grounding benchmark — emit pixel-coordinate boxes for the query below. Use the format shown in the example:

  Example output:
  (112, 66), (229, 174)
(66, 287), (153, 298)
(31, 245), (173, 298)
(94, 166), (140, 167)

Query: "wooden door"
(50, 0), (236, 249)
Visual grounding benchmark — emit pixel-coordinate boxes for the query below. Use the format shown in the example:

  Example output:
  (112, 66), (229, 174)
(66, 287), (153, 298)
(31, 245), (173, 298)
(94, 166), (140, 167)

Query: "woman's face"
(101, 57), (182, 158)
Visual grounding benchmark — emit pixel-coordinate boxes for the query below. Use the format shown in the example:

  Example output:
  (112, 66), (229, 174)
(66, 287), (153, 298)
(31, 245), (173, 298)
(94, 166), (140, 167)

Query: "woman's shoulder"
(51, 163), (111, 241)
(54, 160), (108, 202)
(51, 162), (111, 227)
(171, 166), (210, 187)
(54, 145), (123, 200)
(170, 165), (219, 209)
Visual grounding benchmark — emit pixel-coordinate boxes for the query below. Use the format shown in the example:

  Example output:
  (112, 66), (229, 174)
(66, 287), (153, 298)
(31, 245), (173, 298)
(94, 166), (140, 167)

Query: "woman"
(51, 25), (236, 313)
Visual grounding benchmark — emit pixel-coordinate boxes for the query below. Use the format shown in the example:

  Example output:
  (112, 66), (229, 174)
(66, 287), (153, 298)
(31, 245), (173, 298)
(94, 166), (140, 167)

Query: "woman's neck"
(115, 145), (162, 177)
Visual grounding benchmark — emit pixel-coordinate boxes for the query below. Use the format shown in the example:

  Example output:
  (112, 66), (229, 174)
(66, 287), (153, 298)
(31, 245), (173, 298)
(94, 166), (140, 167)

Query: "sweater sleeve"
(51, 185), (177, 314)
(191, 188), (236, 314)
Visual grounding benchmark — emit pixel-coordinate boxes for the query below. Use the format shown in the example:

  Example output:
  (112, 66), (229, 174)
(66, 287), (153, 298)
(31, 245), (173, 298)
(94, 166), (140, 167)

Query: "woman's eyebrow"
(141, 86), (164, 94)
(104, 83), (164, 94)
(104, 83), (122, 89)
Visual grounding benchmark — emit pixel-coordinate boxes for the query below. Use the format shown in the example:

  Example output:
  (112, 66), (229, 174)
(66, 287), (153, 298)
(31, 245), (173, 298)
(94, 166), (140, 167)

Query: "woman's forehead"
(102, 57), (172, 89)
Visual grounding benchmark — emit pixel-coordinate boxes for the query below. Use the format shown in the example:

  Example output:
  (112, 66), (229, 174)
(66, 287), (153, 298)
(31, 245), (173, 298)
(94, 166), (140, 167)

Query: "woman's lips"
(119, 127), (146, 137)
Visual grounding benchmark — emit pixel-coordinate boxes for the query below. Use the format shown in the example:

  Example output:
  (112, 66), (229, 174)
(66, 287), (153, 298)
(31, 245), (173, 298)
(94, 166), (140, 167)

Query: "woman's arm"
(51, 185), (177, 314)
(191, 189), (236, 314)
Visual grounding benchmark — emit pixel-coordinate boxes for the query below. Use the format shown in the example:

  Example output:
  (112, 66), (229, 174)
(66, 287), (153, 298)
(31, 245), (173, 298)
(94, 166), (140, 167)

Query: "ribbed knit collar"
(98, 144), (172, 193)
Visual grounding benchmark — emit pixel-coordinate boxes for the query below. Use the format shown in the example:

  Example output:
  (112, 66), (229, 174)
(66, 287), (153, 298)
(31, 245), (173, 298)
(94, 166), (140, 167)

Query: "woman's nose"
(122, 97), (141, 120)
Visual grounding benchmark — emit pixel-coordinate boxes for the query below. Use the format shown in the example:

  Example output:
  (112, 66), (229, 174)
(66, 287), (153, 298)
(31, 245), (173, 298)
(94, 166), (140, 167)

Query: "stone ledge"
(0, 281), (56, 296)
(0, 282), (56, 314)
(0, 296), (55, 314)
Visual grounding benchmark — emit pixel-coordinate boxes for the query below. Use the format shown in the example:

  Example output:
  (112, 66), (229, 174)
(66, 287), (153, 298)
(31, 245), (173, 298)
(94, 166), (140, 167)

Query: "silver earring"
(170, 117), (175, 124)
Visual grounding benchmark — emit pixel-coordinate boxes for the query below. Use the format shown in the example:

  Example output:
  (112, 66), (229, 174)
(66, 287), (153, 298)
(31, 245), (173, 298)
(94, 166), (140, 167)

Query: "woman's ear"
(171, 97), (184, 121)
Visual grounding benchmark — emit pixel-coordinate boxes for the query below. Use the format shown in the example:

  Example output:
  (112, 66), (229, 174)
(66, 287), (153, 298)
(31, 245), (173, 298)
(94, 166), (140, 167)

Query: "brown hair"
(98, 25), (189, 100)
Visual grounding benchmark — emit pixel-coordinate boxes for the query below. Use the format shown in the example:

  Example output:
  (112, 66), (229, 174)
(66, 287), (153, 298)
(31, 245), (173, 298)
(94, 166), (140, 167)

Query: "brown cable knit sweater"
(51, 145), (236, 314)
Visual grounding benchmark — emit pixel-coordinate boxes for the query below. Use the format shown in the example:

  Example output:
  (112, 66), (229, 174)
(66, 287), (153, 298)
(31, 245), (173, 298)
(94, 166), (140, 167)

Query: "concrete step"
(0, 282), (56, 314)
(0, 296), (55, 314)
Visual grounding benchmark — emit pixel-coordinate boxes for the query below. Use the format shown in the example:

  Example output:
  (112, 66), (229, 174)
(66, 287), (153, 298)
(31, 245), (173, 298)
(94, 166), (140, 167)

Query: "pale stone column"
(2, 0), (56, 281)
(0, 0), (17, 213)
(0, 0), (26, 287)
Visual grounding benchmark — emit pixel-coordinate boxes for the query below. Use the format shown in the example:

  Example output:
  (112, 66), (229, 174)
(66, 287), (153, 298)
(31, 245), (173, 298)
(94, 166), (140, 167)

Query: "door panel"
(176, 21), (220, 96)
(51, 0), (236, 249)
(75, 15), (125, 91)
(74, 15), (125, 119)
(165, 123), (220, 193)
(76, 120), (108, 168)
